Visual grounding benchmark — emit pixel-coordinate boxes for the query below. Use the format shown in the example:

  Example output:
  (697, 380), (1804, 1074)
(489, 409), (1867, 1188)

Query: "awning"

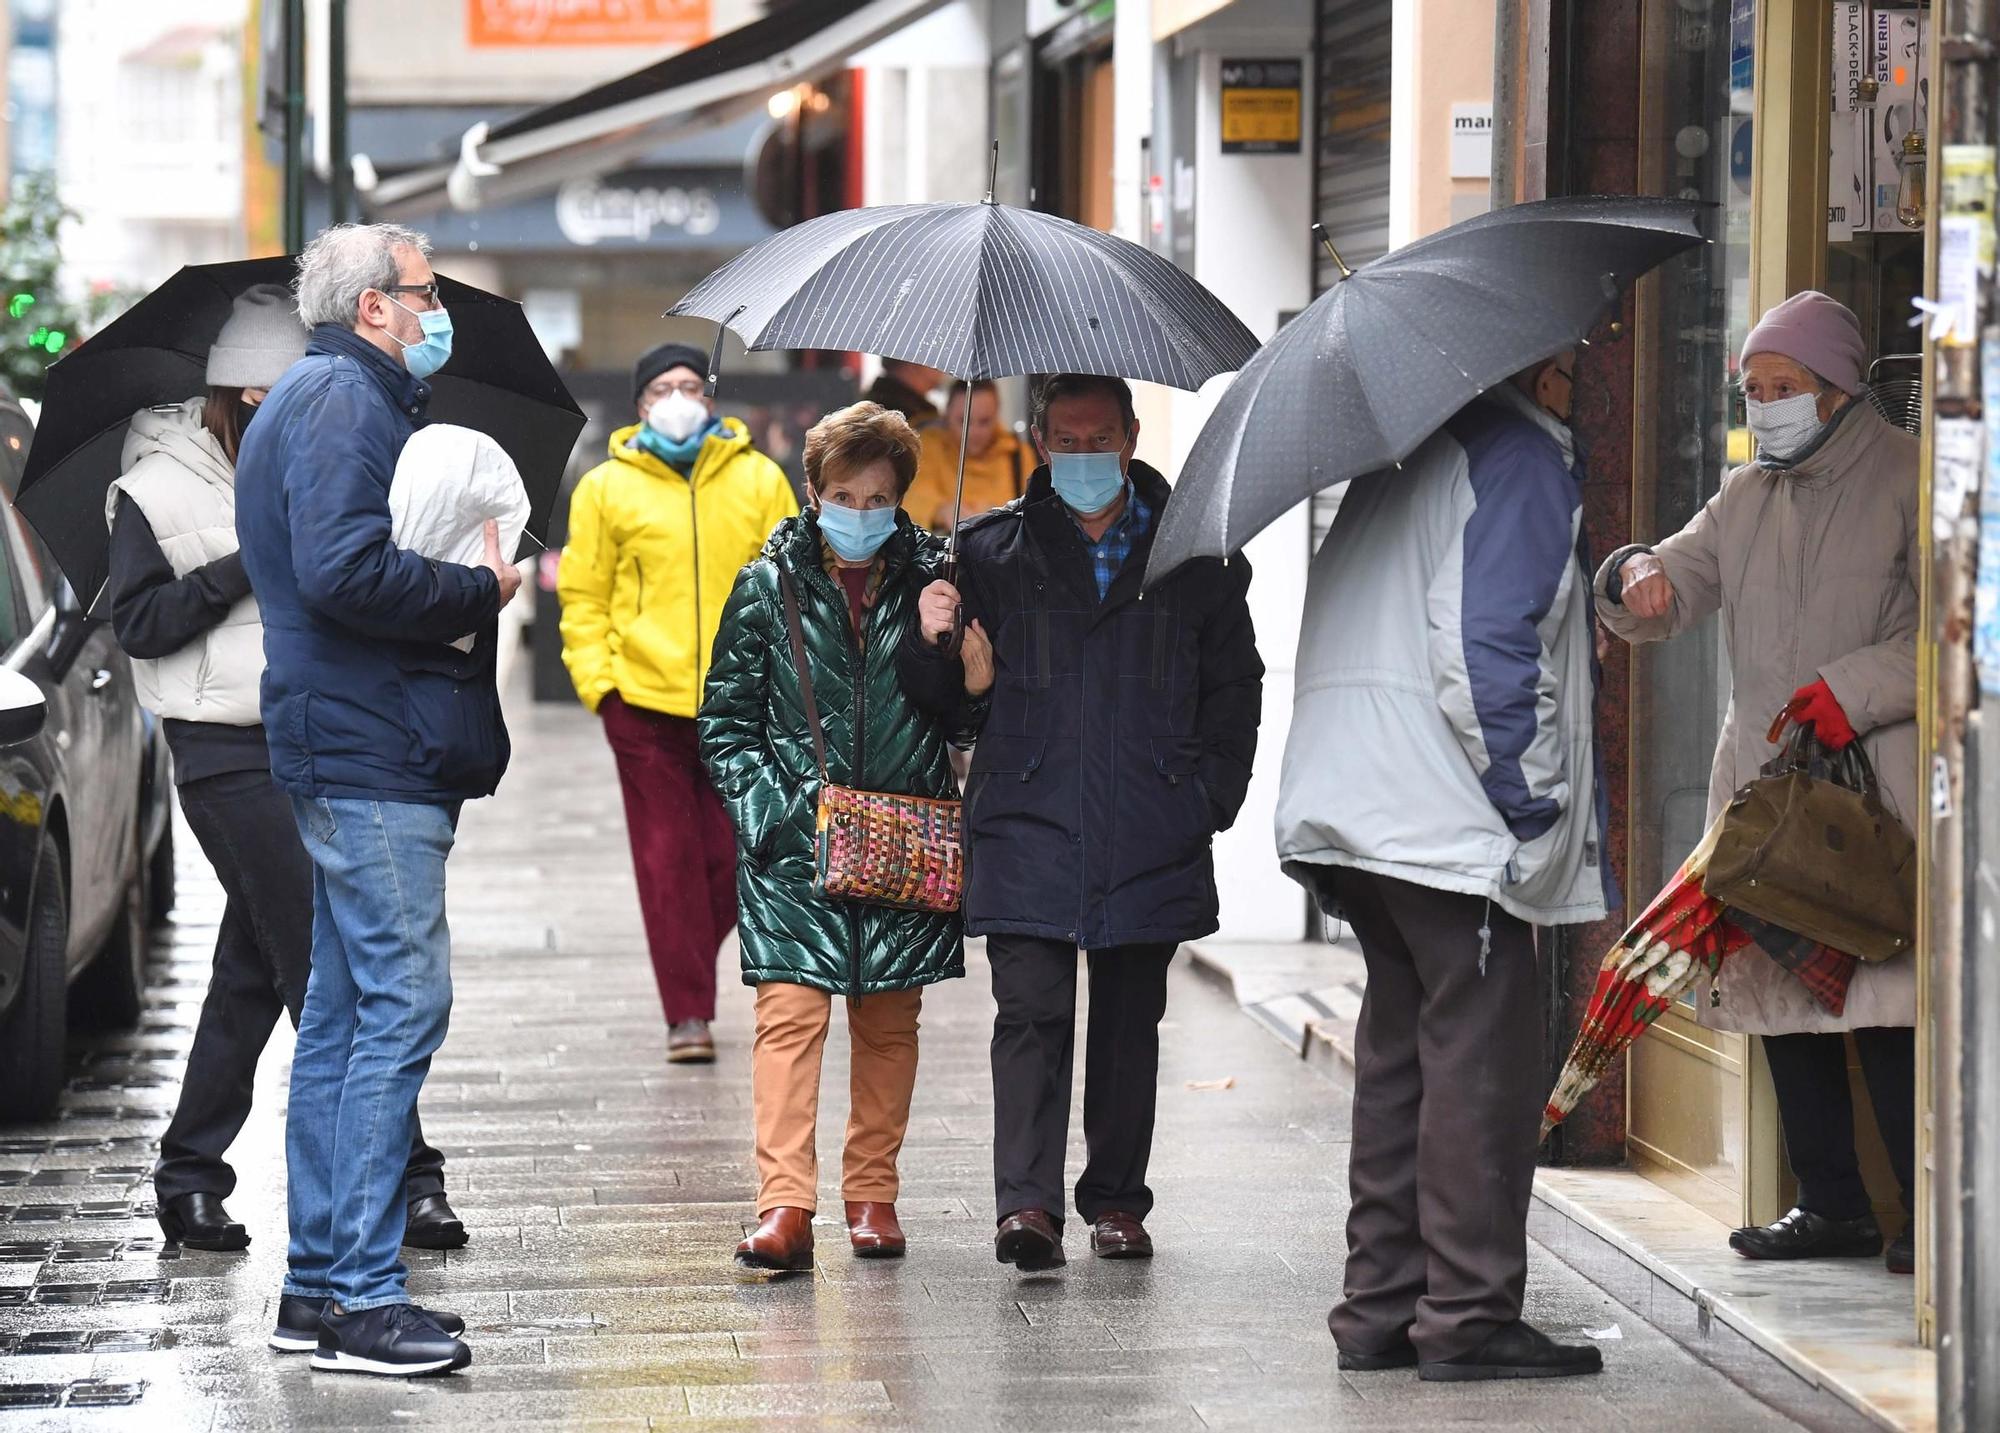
(362, 0), (949, 220)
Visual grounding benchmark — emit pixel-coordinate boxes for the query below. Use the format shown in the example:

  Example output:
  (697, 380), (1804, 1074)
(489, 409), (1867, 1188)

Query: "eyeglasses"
(382, 283), (441, 307)
(643, 377), (707, 399)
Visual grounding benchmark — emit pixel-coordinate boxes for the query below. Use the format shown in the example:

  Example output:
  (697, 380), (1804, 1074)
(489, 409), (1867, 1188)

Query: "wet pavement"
(0, 685), (1863, 1430)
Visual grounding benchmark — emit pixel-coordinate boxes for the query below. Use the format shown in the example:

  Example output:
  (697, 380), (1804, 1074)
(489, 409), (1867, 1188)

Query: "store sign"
(467, 0), (709, 48)
(1449, 103), (1493, 179)
(412, 167), (772, 254)
(1219, 59), (1302, 155)
(556, 174), (721, 245)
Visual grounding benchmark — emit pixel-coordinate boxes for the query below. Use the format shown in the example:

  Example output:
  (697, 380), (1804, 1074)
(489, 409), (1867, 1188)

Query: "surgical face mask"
(1048, 450), (1126, 513)
(1745, 390), (1823, 461)
(388, 296), (453, 379)
(646, 389), (710, 444)
(815, 499), (898, 563)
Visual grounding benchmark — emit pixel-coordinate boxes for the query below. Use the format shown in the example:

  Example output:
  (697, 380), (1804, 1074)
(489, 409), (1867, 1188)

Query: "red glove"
(1783, 678), (1856, 749)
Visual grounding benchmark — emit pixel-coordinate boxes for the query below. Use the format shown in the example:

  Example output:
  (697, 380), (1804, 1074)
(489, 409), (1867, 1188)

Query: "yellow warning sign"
(1220, 60), (1303, 153)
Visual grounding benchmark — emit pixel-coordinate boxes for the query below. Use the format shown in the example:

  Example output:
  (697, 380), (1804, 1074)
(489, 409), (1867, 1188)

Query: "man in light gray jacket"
(1275, 352), (1616, 1382)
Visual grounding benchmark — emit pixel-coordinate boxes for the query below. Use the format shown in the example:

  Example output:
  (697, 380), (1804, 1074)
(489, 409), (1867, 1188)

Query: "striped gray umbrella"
(668, 201), (1258, 391)
(1144, 195), (1709, 586)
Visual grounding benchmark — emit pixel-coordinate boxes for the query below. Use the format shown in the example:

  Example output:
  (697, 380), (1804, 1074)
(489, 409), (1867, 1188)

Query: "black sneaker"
(1418, 1320), (1603, 1382)
(1728, 1207), (1882, 1261)
(270, 1293), (465, 1352)
(309, 1302), (471, 1376)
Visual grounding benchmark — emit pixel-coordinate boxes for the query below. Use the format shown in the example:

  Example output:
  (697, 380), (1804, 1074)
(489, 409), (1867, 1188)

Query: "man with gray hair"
(236, 223), (520, 1378)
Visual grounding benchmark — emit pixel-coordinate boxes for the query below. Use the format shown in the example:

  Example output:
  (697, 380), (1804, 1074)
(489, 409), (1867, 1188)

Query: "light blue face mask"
(389, 296), (454, 380)
(1048, 450), (1126, 513)
(816, 499), (898, 562)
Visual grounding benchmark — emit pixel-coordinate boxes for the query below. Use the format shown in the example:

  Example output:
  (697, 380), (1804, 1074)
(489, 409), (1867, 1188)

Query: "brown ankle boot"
(734, 1207), (814, 1273)
(845, 1201), (906, 1259)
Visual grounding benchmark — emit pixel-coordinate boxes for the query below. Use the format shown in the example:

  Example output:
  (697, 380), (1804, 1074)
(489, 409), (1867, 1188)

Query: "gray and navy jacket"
(1274, 383), (1617, 927)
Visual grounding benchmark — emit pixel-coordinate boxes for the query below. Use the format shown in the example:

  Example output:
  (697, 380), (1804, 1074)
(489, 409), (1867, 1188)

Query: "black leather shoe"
(1419, 1320), (1604, 1382)
(1336, 1332), (1419, 1371)
(1886, 1229), (1916, 1276)
(995, 1209), (1065, 1271)
(1729, 1207), (1882, 1261)
(311, 1302), (470, 1377)
(403, 1193), (470, 1250)
(156, 1192), (249, 1252)
(270, 1293), (464, 1353)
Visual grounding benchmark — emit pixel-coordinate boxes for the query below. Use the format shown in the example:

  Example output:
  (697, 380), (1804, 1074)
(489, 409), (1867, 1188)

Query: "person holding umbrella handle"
(903, 374), (1263, 1274)
(104, 283), (474, 1269)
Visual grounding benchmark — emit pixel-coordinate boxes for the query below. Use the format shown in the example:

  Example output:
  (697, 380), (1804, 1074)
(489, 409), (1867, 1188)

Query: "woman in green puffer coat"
(699, 401), (992, 1276)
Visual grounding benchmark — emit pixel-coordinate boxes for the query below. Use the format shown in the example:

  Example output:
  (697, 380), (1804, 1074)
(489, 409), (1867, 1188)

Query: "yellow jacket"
(558, 420), (798, 717)
(906, 425), (1029, 533)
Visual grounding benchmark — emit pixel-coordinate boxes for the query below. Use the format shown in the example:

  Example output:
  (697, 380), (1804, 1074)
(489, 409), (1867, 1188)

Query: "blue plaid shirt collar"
(1067, 482), (1151, 600)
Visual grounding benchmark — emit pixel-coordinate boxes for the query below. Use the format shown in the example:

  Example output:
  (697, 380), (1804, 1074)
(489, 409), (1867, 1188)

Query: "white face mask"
(646, 389), (709, 444)
(1745, 390), (1823, 461)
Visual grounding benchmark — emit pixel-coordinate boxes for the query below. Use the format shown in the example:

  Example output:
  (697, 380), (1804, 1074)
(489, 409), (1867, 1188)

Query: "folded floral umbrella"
(1542, 818), (1861, 1140)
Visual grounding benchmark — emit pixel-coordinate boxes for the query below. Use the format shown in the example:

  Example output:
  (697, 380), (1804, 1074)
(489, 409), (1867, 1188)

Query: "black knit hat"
(633, 342), (709, 403)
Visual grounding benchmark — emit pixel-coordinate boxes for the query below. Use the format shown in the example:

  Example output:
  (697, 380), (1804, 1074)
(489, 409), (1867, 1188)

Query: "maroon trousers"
(600, 695), (739, 1025)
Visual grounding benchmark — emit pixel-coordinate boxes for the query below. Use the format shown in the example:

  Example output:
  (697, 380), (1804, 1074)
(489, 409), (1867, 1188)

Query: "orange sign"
(468, 0), (710, 48)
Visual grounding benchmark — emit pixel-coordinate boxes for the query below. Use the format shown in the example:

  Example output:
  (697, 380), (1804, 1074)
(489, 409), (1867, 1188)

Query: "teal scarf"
(633, 416), (720, 471)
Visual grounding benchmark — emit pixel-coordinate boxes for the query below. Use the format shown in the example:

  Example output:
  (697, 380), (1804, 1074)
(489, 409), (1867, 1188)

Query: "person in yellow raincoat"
(905, 379), (1028, 534)
(558, 342), (798, 1063)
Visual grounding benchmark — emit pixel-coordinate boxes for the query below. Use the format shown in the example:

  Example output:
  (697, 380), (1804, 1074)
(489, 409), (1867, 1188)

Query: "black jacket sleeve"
(894, 554), (991, 745)
(1195, 556), (1264, 831)
(107, 496), (255, 661)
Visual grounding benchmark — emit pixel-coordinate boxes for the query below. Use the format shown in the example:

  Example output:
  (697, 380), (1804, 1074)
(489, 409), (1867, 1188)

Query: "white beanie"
(207, 284), (308, 388)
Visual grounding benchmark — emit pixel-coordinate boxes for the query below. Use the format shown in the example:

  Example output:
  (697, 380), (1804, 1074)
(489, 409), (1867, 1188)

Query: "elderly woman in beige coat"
(1596, 290), (1917, 1275)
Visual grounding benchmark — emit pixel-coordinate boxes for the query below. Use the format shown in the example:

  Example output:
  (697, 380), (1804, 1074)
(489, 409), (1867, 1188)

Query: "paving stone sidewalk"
(0, 686), (1867, 1431)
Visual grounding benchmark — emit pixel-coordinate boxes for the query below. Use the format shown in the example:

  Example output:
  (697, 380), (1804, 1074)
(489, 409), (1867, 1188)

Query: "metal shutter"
(1309, 0), (1392, 550)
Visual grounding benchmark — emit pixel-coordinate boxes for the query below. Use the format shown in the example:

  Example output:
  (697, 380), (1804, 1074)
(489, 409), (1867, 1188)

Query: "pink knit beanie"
(1740, 290), (1866, 395)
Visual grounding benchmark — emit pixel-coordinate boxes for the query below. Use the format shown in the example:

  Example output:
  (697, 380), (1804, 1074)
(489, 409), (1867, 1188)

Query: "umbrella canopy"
(16, 257), (584, 602)
(668, 200), (1259, 390)
(1145, 195), (1708, 586)
(1541, 817), (1859, 1141)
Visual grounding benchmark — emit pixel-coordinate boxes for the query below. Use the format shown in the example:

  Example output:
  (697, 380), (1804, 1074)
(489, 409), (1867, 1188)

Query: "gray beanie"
(207, 284), (309, 388)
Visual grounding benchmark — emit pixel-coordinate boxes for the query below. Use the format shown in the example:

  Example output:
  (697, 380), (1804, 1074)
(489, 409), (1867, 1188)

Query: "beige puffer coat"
(1594, 401), (1918, 1034)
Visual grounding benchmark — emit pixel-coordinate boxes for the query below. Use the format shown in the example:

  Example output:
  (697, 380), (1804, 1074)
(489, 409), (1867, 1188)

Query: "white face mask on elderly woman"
(1745, 390), (1823, 462)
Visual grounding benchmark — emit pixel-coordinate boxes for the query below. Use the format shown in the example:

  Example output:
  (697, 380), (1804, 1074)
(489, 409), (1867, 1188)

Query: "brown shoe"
(667, 1020), (715, 1064)
(994, 1209), (1065, 1270)
(734, 1207), (813, 1273)
(1090, 1211), (1153, 1259)
(845, 1201), (906, 1259)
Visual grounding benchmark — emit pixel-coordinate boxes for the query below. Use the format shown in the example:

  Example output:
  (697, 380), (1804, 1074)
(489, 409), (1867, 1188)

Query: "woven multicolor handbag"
(779, 570), (964, 914)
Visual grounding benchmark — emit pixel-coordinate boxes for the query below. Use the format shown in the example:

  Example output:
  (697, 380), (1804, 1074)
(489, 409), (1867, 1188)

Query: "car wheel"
(70, 850), (147, 1031)
(0, 841), (70, 1122)
(147, 817), (175, 926)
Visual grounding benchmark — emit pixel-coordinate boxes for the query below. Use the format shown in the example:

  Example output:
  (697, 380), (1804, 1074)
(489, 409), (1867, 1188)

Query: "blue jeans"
(283, 797), (459, 1310)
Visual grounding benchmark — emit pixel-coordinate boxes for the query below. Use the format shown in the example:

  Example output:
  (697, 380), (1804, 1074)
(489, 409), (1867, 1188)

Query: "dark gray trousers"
(1326, 869), (1543, 1363)
(987, 935), (1176, 1226)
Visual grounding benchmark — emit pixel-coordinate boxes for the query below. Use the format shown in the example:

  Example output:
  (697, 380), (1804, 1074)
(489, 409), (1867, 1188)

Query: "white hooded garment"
(390, 424), (531, 651)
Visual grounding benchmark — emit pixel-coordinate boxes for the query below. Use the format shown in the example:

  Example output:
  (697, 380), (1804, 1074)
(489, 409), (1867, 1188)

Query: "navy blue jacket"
(899, 461), (1263, 948)
(234, 325), (505, 803)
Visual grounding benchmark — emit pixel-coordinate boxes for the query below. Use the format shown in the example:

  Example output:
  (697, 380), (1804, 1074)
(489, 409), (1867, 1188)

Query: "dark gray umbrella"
(668, 198), (1259, 391)
(1143, 195), (1708, 586)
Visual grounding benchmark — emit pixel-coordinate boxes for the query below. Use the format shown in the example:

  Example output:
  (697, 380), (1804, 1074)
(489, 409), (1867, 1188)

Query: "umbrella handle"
(934, 554), (966, 658)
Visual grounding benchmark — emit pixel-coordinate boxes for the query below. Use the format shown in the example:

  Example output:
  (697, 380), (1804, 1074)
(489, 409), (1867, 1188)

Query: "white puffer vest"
(105, 399), (263, 726)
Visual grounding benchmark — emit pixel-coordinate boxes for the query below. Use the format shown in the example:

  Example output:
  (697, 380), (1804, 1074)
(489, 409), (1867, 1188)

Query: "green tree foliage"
(0, 174), (87, 402)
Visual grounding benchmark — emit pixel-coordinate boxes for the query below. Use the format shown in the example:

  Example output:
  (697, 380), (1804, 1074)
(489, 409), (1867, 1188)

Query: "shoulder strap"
(776, 567), (828, 781)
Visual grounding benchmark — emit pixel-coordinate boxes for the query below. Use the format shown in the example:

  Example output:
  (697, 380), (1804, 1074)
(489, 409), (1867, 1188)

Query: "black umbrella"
(16, 256), (584, 602)
(1143, 196), (1709, 585)
(669, 160), (1258, 573)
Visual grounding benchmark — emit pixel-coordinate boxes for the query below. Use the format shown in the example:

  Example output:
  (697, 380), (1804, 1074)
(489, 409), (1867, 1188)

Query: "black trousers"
(1763, 1027), (1916, 1221)
(153, 768), (446, 1205)
(987, 934), (1176, 1226)
(1327, 869), (1544, 1363)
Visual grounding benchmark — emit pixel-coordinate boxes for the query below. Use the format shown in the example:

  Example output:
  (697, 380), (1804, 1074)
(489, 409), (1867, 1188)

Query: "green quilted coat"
(698, 511), (979, 995)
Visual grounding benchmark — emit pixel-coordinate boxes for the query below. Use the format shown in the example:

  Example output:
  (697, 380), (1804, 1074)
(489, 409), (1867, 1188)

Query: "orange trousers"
(751, 981), (923, 1215)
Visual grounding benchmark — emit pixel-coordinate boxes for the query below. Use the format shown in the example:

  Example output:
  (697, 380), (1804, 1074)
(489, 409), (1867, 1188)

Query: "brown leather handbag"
(1701, 713), (1916, 962)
